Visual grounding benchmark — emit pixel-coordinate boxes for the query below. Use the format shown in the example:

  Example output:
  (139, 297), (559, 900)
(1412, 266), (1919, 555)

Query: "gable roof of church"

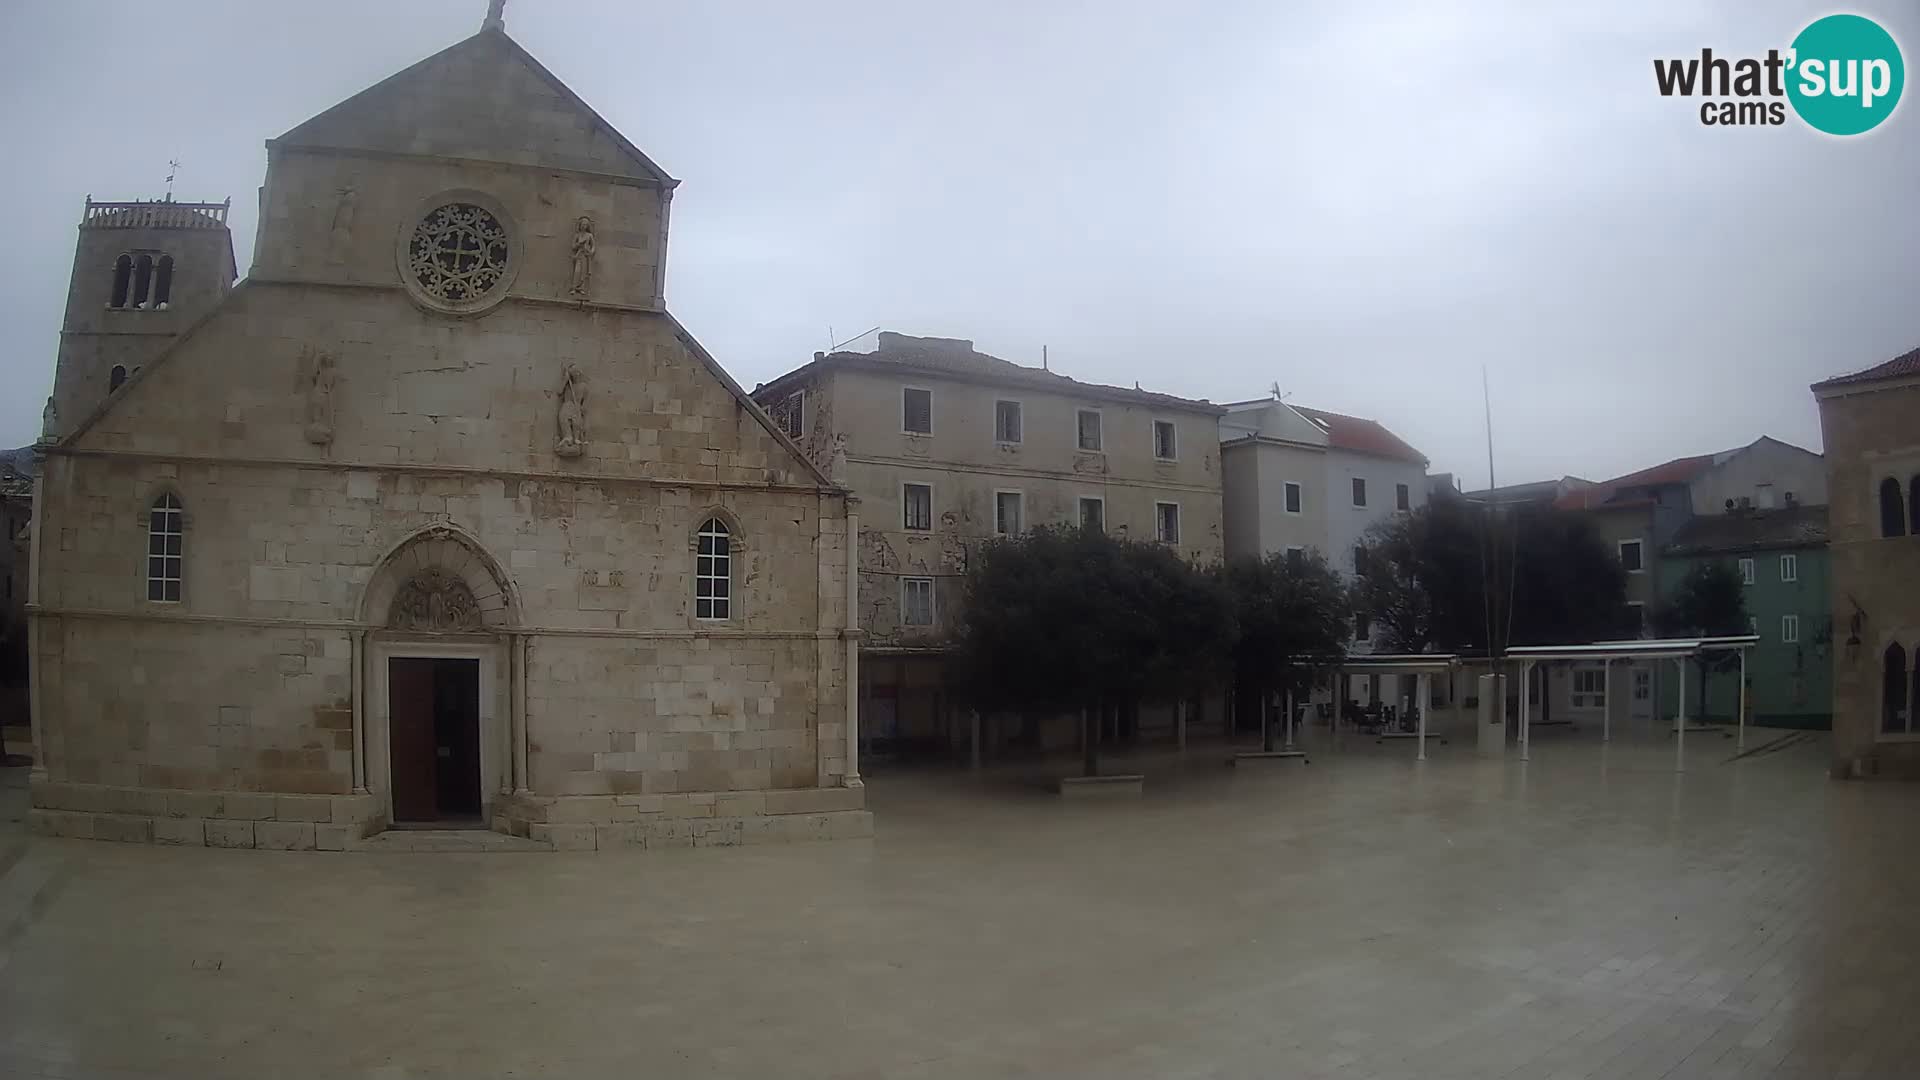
(270, 26), (677, 187)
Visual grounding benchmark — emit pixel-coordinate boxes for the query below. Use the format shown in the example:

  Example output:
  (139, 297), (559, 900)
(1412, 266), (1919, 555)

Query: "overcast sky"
(2, 0), (1914, 485)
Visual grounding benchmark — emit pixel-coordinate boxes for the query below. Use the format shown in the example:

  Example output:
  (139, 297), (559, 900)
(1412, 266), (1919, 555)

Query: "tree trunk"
(1261, 692), (1275, 752)
(1081, 706), (1098, 778)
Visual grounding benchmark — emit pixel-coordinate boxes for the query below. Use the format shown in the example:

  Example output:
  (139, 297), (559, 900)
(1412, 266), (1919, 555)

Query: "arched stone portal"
(355, 524), (523, 831)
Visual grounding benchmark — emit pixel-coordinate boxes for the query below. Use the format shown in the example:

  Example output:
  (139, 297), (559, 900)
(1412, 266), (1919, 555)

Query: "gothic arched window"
(1880, 477), (1906, 538)
(110, 365), (128, 391)
(694, 517), (731, 620)
(1886, 642), (1911, 734)
(110, 254), (133, 308)
(1910, 475), (1920, 537)
(147, 493), (183, 602)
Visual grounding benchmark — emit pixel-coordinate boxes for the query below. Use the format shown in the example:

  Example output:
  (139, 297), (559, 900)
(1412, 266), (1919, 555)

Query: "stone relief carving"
(38, 396), (57, 444)
(554, 362), (588, 458)
(302, 347), (338, 446)
(568, 216), (595, 298)
(329, 186), (357, 256)
(1071, 452), (1110, 475)
(827, 432), (849, 484)
(860, 527), (898, 572)
(389, 568), (481, 632)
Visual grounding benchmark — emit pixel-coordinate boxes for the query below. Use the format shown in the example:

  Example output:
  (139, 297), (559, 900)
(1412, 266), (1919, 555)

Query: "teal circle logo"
(1787, 14), (1904, 135)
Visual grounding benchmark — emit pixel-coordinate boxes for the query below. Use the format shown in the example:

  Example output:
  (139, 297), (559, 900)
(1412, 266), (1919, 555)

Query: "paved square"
(2, 725), (1917, 1079)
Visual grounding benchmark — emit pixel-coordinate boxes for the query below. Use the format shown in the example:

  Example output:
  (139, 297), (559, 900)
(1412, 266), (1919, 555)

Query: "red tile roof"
(1289, 406), (1428, 465)
(1552, 454), (1717, 511)
(1812, 345), (1920, 389)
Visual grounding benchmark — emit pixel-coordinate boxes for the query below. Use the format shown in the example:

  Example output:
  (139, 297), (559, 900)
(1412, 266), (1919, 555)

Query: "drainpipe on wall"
(844, 498), (862, 788)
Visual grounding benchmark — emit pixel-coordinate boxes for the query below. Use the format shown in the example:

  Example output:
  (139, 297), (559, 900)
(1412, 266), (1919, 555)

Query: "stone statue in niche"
(568, 216), (595, 298)
(554, 362), (589, 458)
(828, 432), (849, 484)
(302, 347), (338, 446)
(389, 568), (481, 633)
(38, 396), (57, 444)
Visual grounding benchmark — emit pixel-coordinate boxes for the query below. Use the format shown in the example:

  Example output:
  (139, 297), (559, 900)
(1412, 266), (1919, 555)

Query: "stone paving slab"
(0, 725), (1916, 1079)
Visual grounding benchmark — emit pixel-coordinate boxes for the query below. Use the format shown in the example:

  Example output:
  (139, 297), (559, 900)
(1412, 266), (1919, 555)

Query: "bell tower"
(45, 196), (237, 441)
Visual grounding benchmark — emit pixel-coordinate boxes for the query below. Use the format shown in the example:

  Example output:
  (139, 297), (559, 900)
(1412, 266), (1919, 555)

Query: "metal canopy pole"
(1520, 660), (1532, 762)
(1737, 648), (1748, 752)
(1416, 671), (1430, 761)
(1676, 656), (1688, 773)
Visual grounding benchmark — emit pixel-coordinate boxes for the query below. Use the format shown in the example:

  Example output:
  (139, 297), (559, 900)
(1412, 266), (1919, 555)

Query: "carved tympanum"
(388, 568), (482, 632)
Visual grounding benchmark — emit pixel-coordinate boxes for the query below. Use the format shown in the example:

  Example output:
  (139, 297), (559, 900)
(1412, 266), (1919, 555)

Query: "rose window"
(407, 203), (511, 303)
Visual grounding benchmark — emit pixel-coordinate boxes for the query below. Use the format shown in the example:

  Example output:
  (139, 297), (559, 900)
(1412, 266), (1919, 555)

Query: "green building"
(1658, 505), (1831, 728)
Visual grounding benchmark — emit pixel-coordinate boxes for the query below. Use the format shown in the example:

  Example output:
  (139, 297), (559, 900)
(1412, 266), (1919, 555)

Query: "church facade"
(26, 18), (869, 849)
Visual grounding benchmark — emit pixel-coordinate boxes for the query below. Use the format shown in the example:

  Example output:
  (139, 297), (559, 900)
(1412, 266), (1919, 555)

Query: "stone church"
(25, 6), (869, 849)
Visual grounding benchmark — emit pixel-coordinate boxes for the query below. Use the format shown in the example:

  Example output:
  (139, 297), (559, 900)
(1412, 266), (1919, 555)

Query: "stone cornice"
(43, 447), (832, 496)
(28, 606), (828, 641)
(242, 274), (665, 315)
(265, 140), (677, 191)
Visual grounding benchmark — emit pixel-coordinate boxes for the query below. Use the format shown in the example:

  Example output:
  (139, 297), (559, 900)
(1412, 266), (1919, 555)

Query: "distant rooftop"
(1220, 396), (1427, 466)
(756, 332), (1224, 413)
(1665, 504), (1828, 555)
(1812, 344), (1920, 390)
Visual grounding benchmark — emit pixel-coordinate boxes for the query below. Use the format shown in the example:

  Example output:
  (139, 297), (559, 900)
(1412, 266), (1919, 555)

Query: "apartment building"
(753, 332), (1224, 755)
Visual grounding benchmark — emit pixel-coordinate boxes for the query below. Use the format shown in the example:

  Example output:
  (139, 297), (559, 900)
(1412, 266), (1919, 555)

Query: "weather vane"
(165, 159), (180, 200)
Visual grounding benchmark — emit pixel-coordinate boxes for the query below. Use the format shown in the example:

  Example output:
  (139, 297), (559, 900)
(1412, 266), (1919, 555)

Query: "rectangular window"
(1395, 483), (1410, 511)
(1156, 502), (1181, 544)
(1351, 477), (1367, 507)
(1627, 600), (1646, 633)
(1285, 546), (1305, 568)
(1283, 481), (1302, 514)
(995, 491), (1024, 536)
(1079, 496), (1104, 532)
(1739, 557), (1755, 585)
(1633, 668), (1650, 701)
(1779, 553), (1798, 583)
(902, 483), (932, 531)
(776, 391), (804, 440)
(901, 577), (935, 627)
(1076, 409), (1103, 452)
(1781, 614), (1800, 643)
(1353, 544), (1369, 576)
(1618, 539), (1644, 573)
(1153, 420), (1177, 461)
(1756, 483), (1775, 509)
(1354, 608), (1372, 640)
(1748, 615), (1760, 638)
(694, 518), (731, 620)
(994, 399), (1022, 444)
(902, 387), (932, 435)
(147, 497), (183, 602)
(1572, 668), (1607, 710)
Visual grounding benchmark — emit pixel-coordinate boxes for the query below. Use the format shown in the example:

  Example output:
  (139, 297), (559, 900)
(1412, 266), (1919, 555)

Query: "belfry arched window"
(1880, 477), (1906, 538)
(1886, 642), (1911, 735)
(147, 493), (183, 602)
(131, 254), (155, 309)
(110, 254), (133, 308)
(153, 255), (174, 308)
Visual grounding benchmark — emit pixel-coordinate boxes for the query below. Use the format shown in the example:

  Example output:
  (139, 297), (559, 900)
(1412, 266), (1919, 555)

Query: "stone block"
(153, 818), (207, 846)
(314, 824), (355, 851)
(167, 791), (227, 819)
(275, 794), (333, 822)
(31, 809), (95, 839)
(331, 794), (379, 824)
(1057, 774), (1145, 797)
(255, 821), (317, 850)
(763, 786), (865, 815)
(664, 799), (714, 819)
(64, 784), (111, 814)
(714, 792), (766, 817)
(205, 820), (257, 849)
(529, 823), (596, 851)
(545, 795), (616, 823)
(95, 814), (154, 844)
(612, 793), (664, 815)
(223, 793), (276, 820)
